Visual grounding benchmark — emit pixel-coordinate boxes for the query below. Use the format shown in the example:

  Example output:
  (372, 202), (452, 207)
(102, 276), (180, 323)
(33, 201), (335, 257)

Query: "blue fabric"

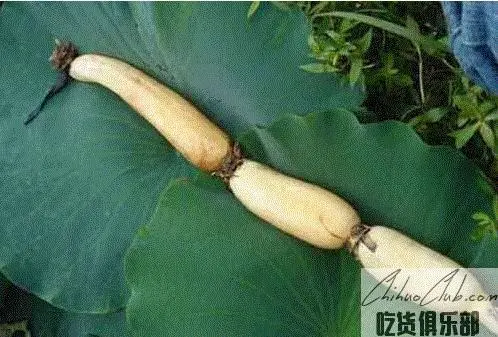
(442, 1), (498, 94)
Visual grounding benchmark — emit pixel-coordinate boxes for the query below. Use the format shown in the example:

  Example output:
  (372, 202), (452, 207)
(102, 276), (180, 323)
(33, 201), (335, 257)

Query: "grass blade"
(315, 11), (447, 54)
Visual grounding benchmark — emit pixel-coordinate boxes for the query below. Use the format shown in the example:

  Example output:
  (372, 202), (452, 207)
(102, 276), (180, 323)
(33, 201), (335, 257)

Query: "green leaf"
(325, 29), (345, 43)
(453, 94), (480, 119)
(478, 101), (496, 115)
(457, 117), (470, 127)
(339, 18), (360, 33)
(408, 108), (448, 127)
(471, 211), (497, 241)
(397, 74), (414, 87)
(424, 107), (449, 123)
(438, 35), (450, 50)
(349, 58), (363, 85)
(405, 16), (420, 36)
(126, 109), (496, 336)
(321, 11), (447, 54)
(300, 63), (340, 73)
(355, 29), (373, 53)
(484, 110), (498, 121)
(471, 212), (492, 223)
(247, 1), (260, 19)
(0, 2), (363, 313)
(309, 2), (330, 16)
(479, 123), (495, 150)
(449, 123), (480, 148)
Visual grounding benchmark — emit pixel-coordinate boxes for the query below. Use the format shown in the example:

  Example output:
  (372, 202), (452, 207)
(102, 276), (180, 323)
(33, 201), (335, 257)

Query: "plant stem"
(415, 44), (426, 105)
(441, 58), (458, 73)
(400, 105), (422, 122)
(24, 71), (70, 125)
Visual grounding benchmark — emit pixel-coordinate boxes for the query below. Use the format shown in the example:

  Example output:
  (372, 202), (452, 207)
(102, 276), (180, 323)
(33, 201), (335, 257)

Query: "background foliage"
(294, 1), (498, 187)
(0, 1), (496, 336)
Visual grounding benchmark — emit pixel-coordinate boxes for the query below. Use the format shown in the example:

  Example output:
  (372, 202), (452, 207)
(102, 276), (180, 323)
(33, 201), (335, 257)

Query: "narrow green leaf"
(484, 110), (498, 121)
(478, 101), (495, 114)
(408, 108), (447, 127)
(471, 212), (497, 241)
(472, 212), (492, 222)
(308, 34), (320, 54)
(471, 206), (498, 241)
(449, 123), (479, 148)
(349, 58), (363, 85)
(320, 11), (447, 53)
(325, 29), (344, 42)
(476, 220), (491, 227)
(438, 36), (450, 49)
(247, 1), (260, 19)
(355, 29), (373, 53)
(339, 18), (360, 33)
(300, 63), (339, 73)
(479, 123), (495, 150)
(425, 107), (448, 123)
(405, 16), (420, 36)
(457, 117), (469, 127)
(470, 84), (484, 96)
(455, 93), (478, 110)
(454, 94), (479, 119)
(398, 74), (414, 87)
(309, 2), (329, 15)
(408, 115), (424, 127)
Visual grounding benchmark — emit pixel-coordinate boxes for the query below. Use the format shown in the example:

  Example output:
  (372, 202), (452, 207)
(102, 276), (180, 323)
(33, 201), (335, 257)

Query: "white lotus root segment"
(229, 160), (361, 249)
(69, 54), (232, 172)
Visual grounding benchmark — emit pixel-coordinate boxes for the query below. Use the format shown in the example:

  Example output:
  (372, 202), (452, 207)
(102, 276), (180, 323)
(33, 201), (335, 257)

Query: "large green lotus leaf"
(129, 2), (363, 133)
(0, 2), (361, 312)
(0, 275), (126, 337)
(125, 109), (496, 336)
